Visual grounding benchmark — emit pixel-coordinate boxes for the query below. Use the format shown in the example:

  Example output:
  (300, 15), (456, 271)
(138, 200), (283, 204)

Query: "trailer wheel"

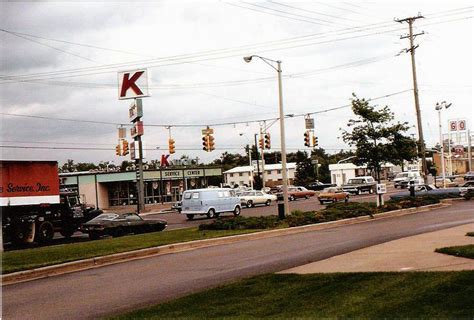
(60, 226), (76, 238)
(35, 221), (54, 243)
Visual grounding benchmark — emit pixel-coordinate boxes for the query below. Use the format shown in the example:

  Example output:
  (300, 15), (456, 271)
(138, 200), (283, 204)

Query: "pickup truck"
(307, 181), (336, 191)
(342, 176), (376, 195)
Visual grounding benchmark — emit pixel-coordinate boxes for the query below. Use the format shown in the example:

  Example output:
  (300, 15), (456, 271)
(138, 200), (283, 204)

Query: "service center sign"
(118, 69), (149, 100)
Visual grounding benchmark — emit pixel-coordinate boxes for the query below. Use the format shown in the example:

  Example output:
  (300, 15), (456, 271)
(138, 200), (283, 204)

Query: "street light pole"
(244, 55), (289, 216)
(435, 101), (452, 188)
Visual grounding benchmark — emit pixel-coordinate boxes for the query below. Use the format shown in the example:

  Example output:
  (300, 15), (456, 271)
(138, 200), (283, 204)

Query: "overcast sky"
(0, 1), (472, 166)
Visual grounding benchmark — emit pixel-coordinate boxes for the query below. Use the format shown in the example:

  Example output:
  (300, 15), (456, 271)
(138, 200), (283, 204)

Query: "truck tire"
(11, 222), (36, 245)
(369, 188), (374, 194)
(233, 206), (241, 217)
(186, 214), (194, 220)
(356, 189), (361, 195)
(246, 200), (253, 208)
(60, 226), (76, 238)
(35, 221), (54, 243)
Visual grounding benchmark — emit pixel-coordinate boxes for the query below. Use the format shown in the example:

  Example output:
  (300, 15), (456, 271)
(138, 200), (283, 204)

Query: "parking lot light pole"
(244, 55), (289, 217)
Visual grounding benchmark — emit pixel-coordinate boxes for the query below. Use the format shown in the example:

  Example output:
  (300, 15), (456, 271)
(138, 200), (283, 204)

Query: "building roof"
(329, 162), (394, 171)
(223, 163), (297, 174)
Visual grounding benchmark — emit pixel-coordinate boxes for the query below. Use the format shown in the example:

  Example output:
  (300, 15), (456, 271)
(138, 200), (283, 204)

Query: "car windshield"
(90, 213), (119, 222)
(348, 179), (365, 184)
(323, 187), (336, 193)
(395, 173), (408, 179)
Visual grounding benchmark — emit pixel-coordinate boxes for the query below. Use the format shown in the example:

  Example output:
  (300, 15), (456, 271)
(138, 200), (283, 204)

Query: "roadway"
(3, 200), (473, 320)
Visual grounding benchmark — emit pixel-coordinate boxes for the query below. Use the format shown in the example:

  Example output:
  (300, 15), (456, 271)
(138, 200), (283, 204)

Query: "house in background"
(224, 163), (297, 187)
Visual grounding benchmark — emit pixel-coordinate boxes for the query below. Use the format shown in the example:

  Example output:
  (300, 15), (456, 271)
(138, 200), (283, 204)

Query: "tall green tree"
(341, 94), (417, 182)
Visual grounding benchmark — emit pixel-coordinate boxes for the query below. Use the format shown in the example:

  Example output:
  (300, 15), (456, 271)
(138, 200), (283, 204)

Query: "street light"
(244, 55), (289, 217)
(435, 101), (452, 188)
(239, 133), (254, 189)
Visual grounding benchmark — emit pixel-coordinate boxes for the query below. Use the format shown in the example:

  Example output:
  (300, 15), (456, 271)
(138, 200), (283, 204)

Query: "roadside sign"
(458, 119), (466, 131)
(129, 99), (143, 122)
(454, 145), (464, 157)
(202, 128), (214, 135)
(305, 118), (314, 129)
(449, 120), (457, 132)
(118, 69), (149, 100)
(130, 121), (144, 138)
(376, 183), (387, 194)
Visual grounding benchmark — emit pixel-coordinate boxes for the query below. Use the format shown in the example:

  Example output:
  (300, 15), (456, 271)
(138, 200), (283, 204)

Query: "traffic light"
(202, 135), (209, 151)
(264, 133), (271, 149)
(304, 131), (310, 147)
(115, 144), (121, 156)
(313, 136), (318, 147)
(259, 137), (264, 149)
(208, 135), (215, 151)
(168, 138), (175, 154)
(122, 140), (129, 155)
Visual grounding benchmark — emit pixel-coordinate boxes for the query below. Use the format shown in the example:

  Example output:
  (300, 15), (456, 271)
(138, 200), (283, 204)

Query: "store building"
(328, 163), (395, 186)
(60, 167), (222, 209)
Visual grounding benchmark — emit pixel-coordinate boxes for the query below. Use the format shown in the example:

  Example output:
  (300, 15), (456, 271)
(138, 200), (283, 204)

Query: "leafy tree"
(341, 94), (417, 182)
(294, 151), (316, 186)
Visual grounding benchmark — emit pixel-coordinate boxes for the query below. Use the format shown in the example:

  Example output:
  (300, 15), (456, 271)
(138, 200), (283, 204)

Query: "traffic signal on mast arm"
(264, 133), (271, 149)
(304, 131), (310, 147)
(122, 140), (129, 156)
(115, 143), (121, 156)
(168, 138), (175, 154)
(313, 136), (318, 147)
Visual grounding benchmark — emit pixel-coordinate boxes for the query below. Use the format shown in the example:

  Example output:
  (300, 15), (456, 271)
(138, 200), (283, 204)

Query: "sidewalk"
(281, 223), (474, 274)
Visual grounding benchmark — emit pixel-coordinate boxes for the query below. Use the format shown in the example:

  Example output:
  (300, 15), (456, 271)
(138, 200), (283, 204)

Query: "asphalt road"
(3, 201), (473, 320)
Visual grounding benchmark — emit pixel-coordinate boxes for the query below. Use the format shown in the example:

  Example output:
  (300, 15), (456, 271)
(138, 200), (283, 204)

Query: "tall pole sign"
(118, 69), (149, 214)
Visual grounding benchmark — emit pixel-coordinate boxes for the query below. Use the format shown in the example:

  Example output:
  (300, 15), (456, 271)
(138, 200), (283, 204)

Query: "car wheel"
(289, 195), (295, 201)
(345, 196), (349, 203)
(369, 188), (373, 194)
(89, 231), (102, 240)
(319, 200), (324, 205)
(207, 208), (216, 219)
(356, 189), (361, 195)
(233, 206), (241, 217)
(332, 198), (337, 203)
(35, 221), (54, 244)
(246, 200), (253, 208)
(186, 214), (194, 220)
(305, 195), (310, 199)
(265, 200), (271, 206)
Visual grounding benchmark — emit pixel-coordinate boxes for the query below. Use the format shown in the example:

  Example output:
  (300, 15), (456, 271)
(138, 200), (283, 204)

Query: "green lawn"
(436, 244), (474, 259)
(111, 272), (474, 319)
(2, 228), (259, 274)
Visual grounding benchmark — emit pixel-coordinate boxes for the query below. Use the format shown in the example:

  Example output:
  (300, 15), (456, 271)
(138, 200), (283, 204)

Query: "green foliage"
(294, 151), (316, 186)
(436, 245), (474, 259)
(114, 272), (474, 319)
(199, 216), (280, 230)
(341, 94), (417, 180)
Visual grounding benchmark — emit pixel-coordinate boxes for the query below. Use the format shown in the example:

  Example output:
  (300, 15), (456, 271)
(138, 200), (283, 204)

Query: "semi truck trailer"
(1, 160), (101, 245)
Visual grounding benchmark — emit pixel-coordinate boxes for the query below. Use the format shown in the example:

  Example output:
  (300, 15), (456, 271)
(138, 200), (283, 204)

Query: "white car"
(239, 190), (277, 208)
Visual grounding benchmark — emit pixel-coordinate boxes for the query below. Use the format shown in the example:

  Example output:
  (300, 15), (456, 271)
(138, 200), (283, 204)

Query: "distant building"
(223, 163), (297, 187)
(328, 163), (395, 186)
(432, 152), (473, 175)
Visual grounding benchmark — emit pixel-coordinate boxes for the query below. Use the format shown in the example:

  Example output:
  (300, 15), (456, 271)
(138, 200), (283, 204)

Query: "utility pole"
(396, 14), (427, 177)
(468, 129), (472, 172)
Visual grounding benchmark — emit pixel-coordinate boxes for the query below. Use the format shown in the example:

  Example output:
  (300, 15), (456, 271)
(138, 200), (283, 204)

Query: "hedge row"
(199, 196), (444, 231)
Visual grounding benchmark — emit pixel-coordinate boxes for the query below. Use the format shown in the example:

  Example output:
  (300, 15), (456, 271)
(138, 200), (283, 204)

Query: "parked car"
(307, 181), (336, 191)
(390, 184), (461, 200)
(398, 176), (425, 189)
(435, 178), (458, 188)
(286, 186), (317, 201)
(180, 188), (241, 220)
(460, 181), (474, 188)
(463, 171), (474, 181)
(342, 176), (376, 195)
(317, 187), (350, 204)
(81, 213), (167, 240)
(393, 171), (422, 188)
(239, 190), (277, 208)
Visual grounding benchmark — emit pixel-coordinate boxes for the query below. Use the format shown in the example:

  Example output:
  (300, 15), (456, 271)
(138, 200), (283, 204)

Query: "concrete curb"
(1, 199), (461, 286)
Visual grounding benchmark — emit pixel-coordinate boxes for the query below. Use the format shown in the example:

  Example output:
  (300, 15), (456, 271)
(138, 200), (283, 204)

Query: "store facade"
(60, 167), (222, 209)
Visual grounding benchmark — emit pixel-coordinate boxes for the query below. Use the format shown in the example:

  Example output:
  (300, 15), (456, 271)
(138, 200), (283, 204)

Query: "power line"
(0, 88), (411, 128)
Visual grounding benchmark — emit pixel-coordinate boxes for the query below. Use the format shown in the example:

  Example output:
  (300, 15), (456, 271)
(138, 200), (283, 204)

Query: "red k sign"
(118, 69), (149, 100)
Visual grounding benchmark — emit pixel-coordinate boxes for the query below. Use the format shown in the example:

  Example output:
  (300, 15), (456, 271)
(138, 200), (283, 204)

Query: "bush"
(199, 216), (281, 231)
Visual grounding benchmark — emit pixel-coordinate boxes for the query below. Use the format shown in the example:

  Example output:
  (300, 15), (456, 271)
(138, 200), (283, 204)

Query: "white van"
(181, 188), (241, 220)
(393, 171), (422, 188)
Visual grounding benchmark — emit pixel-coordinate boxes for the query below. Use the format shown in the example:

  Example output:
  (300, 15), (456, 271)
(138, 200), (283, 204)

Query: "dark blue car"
(390, 184), (461, 200)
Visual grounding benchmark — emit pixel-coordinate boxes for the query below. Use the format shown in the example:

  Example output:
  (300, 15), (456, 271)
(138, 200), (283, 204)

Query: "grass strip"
(111, 271), (474, 319)
(435, 244), (474, 259)
(2, 228), (258, 274)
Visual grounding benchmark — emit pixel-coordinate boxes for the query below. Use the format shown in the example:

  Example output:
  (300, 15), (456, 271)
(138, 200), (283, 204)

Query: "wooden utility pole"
(396, 15), (427, 176)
